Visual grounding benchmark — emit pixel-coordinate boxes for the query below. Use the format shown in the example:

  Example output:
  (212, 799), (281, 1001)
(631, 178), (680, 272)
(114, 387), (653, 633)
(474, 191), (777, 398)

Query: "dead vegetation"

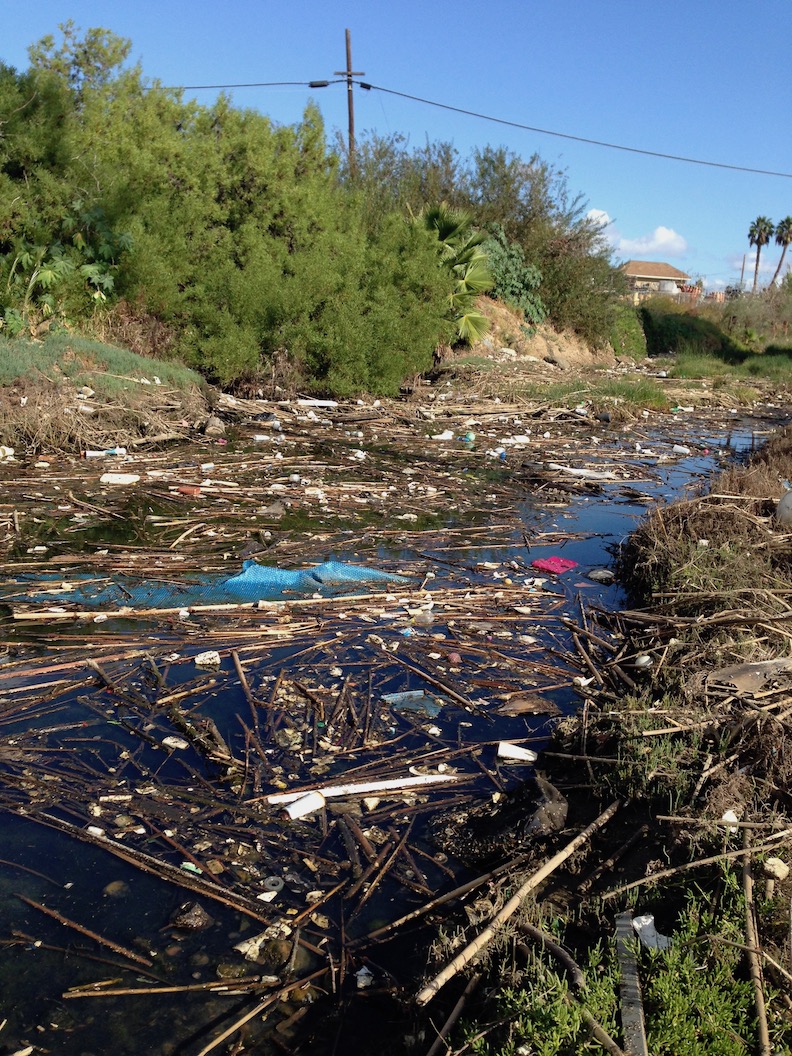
(618, 423), (792, 618)
(0, 374), (208, 453)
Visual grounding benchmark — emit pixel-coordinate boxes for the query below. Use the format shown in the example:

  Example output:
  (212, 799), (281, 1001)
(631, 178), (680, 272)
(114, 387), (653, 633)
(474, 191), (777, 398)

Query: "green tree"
(336, 132), (464, 219)
(347, 135), (624, 348)
(769, 216), (792, 288)
(27, 20), (132, 98)
(461, 146), (621, 346)
(748, 215), (774, 292)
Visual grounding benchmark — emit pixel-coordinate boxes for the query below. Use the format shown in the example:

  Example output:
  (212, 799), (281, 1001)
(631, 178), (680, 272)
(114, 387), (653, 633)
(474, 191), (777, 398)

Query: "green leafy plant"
(483, 223), (546, 325)
(610, 303), (647, 359)
(416, 202), (494, 344)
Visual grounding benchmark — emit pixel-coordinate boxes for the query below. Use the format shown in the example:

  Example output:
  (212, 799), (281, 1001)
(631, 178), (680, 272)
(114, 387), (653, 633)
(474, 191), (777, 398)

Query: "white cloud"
(587, 209), (688, 259)
(619, 226), (688, 258)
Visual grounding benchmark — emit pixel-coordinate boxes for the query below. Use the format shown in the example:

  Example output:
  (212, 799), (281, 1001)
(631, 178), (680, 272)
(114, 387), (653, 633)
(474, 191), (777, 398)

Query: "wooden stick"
(352, 823), (413, 917)
(195, 969), (326, 1056)
(425, 972), (481, 1056)
(516, 929), (627, 1056)
(742, 832), (772, 1056)
(22, 811), (275, 923)
(16, 894), (152, 967)
(231, 649), (259, 732)
(64, 977), (266, 998)
(415, 800), (620, 1006)
(572, 632), (604, 686)
(640, 719), (714, 737)
(656, 815), (789, 830)
(703, 934), (792, 988)
(518, 922), (586, 991)
(579, 825), (648, 894)
(9, 929), (162, 982)
(601, 829), (792, 899)
(387, 652), (482, 712)
(349, 854), (532, 948)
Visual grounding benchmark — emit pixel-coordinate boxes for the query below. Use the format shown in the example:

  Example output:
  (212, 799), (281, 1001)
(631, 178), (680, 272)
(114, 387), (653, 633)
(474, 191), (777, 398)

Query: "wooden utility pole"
(335, 29), (364, 175)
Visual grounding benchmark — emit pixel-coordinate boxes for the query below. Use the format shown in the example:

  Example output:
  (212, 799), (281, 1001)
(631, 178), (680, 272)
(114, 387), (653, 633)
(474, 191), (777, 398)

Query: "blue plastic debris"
(1, 559), (409, 610)
(382, 690), (443, 718)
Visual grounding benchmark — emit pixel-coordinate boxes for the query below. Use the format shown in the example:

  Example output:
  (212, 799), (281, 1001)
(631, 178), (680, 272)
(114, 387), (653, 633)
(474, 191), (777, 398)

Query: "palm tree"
(418, 203), (494, 344)
(748, 216), (774, 291)
(769, 217), (792, 287)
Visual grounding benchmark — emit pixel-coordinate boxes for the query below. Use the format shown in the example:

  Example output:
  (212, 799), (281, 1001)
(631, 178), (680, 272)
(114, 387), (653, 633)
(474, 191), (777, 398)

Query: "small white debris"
(162, 736), (190, 750)
(721, 809), (740, 833)
(100, 472), (140, 486)
(194, 650), (222, 668)
(632, 914), (671, 950)
(496, 742), (538, 762)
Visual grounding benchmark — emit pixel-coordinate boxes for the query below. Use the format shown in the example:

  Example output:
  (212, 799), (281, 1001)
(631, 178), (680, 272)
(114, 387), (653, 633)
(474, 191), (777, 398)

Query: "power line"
(169, 75), (792, 179)
(177, 79), (344, 90)
(358, 81), (792, 179)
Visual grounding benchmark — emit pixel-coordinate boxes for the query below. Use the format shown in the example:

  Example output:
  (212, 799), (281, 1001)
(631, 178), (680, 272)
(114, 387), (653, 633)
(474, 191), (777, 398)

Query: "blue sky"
(4, 0), (792, 290)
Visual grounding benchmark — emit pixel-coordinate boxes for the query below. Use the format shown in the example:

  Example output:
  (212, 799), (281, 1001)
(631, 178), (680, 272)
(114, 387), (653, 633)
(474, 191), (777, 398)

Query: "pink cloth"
(531, 556), (578, 575)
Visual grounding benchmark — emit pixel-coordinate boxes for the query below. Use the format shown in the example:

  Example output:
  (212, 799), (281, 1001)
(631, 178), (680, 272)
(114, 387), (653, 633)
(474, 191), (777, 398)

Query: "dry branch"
(415, 800), (620, 1006)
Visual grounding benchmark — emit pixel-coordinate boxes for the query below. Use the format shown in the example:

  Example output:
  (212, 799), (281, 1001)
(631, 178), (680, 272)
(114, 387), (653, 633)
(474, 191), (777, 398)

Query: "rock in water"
(170, 901), (214, 930)
(203, 415), (226, 438)
(524, 775), (568, 836)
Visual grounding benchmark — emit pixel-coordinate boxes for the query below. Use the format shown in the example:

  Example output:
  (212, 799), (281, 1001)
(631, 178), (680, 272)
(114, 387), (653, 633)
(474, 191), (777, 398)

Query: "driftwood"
(415, 800), (620, 1006)
(601, 829), (792, 900)
(16, 893), (152, 968)
(63, 976), (266, 999)
(425, 972), (481, 1056)
(742, 832), (772, 1056)
(194, 969), (327, 1056)
(351, 852), (532, 948)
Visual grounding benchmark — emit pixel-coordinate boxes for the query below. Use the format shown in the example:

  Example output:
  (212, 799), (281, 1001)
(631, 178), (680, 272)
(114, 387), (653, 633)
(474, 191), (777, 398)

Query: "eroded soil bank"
(1, 361), (791, 1055)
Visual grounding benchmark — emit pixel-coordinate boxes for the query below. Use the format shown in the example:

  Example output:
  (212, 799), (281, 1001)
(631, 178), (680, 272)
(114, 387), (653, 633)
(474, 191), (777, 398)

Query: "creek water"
(0, 404), (784, 1055)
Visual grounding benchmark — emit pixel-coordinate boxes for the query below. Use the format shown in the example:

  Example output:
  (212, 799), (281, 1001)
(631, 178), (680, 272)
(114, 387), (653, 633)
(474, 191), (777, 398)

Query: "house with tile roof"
(621, 260), (692, 303)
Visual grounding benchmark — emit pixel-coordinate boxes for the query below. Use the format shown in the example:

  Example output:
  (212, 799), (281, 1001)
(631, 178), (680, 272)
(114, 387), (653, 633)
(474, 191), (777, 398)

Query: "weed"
(508, 376), (669, 412)
(0, 332), (207, 451)
(458, 875), (777, 1056)
(0, 332), (205, 394)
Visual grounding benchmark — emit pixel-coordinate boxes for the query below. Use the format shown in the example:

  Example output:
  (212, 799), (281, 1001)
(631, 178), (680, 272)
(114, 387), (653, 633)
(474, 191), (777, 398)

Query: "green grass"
(673, 346), (792, 383)
(512, 376), (670, 411)
(461, 873), (775, 1056)
(445, 354), (499, 372)
(0, 332), (206, 395)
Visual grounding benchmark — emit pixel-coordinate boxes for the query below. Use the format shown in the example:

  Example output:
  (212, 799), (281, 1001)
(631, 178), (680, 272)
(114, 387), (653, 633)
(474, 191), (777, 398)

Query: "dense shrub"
(347, 137), (624, 348)
(639, 300), (747, 361)
(610, 304), (647, 359)
(482, 224), (546, 326)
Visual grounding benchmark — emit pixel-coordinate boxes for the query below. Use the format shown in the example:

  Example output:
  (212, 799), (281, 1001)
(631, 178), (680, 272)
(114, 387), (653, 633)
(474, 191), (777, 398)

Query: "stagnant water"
(0, 408), (783, 1055)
